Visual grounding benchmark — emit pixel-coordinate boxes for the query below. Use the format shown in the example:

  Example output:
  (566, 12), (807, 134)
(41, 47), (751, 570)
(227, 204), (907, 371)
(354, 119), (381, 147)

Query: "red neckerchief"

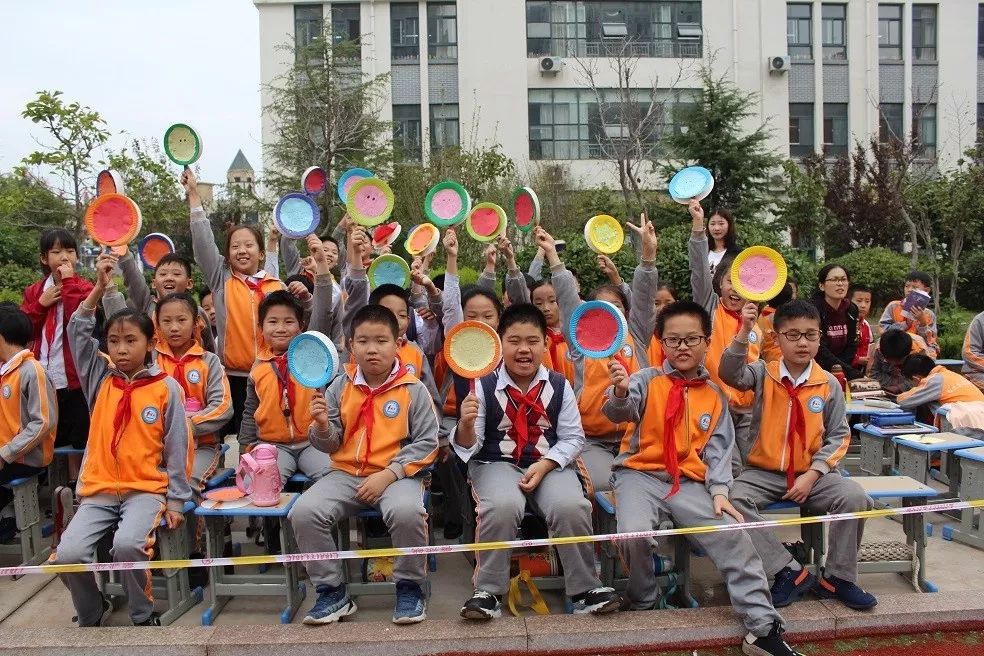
(271, 354), (296, 420)
(354, 363), (407, 465)
(721, 305), (743, 337)
(504, 380), (547, 463)
(663, 377), (706, 499)
(110, 371), (167, 458)
(242, 275), (267, 305)
(158, 351), (194, 398)
(547, 331), (565, 371)
(781, 377), (808, 489)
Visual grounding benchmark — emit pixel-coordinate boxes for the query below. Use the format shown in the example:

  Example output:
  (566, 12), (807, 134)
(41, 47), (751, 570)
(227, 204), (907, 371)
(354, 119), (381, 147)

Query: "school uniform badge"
(142, 406), (160, 424)
(405, 363), (416, 376)
(699, 413), (712, 430)
(807, 396), (824, 413)
(1, 385), (10, 400)
(382, 400), (400, 418)
(187, 370), (202, 385)
(748, 330), (759, 344)
(621, 344), (633, 358)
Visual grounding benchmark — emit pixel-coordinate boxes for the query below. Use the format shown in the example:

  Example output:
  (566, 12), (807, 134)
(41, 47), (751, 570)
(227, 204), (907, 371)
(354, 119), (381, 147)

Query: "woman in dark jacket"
(812, 263), (862, 379)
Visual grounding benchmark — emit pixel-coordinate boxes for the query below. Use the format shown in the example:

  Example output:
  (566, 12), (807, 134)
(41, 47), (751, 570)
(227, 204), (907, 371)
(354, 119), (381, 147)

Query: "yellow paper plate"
(730, 246), (788, 302)
(584, 215), (624, 255)
(443, 320), (502, 379)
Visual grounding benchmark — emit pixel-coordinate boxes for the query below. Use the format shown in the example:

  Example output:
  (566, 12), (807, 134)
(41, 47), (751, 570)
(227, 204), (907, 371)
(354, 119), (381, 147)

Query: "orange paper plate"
(84, 194), (142, 247)
(443, 320), (502, 379)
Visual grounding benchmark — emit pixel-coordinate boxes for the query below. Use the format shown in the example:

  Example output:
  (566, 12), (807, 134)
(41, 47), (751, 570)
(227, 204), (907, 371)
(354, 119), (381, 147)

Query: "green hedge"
(957, 250), (984, 312)
(828, 248), (912, 307)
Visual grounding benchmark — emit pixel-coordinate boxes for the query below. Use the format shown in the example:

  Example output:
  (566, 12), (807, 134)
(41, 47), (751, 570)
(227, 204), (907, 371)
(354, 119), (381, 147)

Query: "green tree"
(661, 68), (783, 221)
(0, 173), (74, 262)
(774, 157), (832, 255)
(19, 90), (110, 238)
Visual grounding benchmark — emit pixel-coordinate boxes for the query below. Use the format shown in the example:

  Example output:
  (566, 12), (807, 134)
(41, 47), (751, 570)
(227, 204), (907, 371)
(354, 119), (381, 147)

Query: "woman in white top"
(705, 207), (738, 275)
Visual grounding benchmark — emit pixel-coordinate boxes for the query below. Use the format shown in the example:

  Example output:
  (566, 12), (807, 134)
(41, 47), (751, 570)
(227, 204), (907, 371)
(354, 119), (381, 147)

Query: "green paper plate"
(163, 123), (203, 167)
(367, 253), (411, 289)
(346, 177), (395, 227)
(424, 181), (471, 227)
(511, 187), (540, 233)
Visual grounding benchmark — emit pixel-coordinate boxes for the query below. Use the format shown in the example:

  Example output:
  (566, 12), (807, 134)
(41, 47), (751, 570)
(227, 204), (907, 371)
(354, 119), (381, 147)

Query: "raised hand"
(627, 213), (658, 261)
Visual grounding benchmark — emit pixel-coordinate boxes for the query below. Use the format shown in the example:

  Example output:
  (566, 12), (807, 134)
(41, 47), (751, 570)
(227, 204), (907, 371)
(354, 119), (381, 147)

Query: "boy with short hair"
(879, 271), (938, 358)
(289, 304), (439, 625)
(898, 353), (984, 419)
(721, 299), (876, 612)
(605, 300), (799, 656)
(454, 303), (620, 620)
(850, 285), (874, 371)
(0, 303), (57, 542)
(870, 328), (923, 394)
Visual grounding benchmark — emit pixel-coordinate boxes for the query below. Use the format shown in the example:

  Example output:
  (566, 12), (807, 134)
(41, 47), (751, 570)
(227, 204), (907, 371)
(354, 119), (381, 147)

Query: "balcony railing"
(530, 38), (701, 59)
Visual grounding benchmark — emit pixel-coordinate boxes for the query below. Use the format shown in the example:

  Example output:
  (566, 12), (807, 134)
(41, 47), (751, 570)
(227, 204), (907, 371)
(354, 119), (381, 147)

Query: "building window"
(822, 103), (848, 156)
(978, 103), (984, 141)
(393, 105), (422, 161)
(391, 4), (420, 61)
(787, 4), (812, 60)
(528, 88), (686, 160)
(979, 5), (984, 59)
(789, 103), (815, 157)
(331, 4), (361, 46)
(526, 1), (702, 59)
(428, 3), (458, 60)
(879, 5), (903, 61)
(294, 4), (323, 51)
(912, 103), (937, 159)
(821, 4), (846, 61)
(912, 5), (936, 62)
(430, 104), (460, 151)
(878, 103), (903, 144)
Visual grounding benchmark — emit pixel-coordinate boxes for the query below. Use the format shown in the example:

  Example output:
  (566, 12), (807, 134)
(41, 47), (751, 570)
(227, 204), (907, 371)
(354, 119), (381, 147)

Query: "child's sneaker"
(78, 595), (113, 627)
(814, 574), (877, 610)
(769, 566), (816, 608)
(742, 621), (804, 656)
(134, 613), (161, 627)
(392, 580), (426, 624)
(460, 590), (502, 620)
(303, 583), (357, 625)
(571, 587), (622, 615)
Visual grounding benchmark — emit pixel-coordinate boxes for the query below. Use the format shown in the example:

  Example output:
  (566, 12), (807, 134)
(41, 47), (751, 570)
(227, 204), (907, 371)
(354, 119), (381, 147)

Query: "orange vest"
(544, 328), (575, 383)
(929, 366), (984, 404)
(398, 341), (425, 380)
(221, 273), (284, 373)
(580, 335), (640, 438)
(647, 336), (665, 369)
(0, 352), (55, 467)
(706, 304), (760, 409)
(757, 309), (782, 363)
(249, 349), (316, 444)
(155, 343), (231, 446)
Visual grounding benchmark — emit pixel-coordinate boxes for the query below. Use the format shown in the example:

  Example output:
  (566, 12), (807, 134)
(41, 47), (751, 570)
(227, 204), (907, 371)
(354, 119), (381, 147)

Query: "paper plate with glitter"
(367, 254), (411, 290)
(583, 215), (624, 255)
(96, 169), (125, 197)
(730, 246), (788, 302)
(163, 123), (203, 167)
(568, 300), (627, 359)
(138, 233), (175, 269)
(372, 222), (402, 250)
(443, 320), (502, 391)
(84, 194), (143, 247)
(301, 166), (327, 196)
(511, 187), (540, 233)
(465, 203), (507, 242)
(287, 331), (340, 388)
(346, 177), (394, 227)
(274, 193), (321, 239)
(424, 181), (471, 227)
(668, 166), (714, 204)
(404, 224), (440, 257)
(336, 167), (374, 204)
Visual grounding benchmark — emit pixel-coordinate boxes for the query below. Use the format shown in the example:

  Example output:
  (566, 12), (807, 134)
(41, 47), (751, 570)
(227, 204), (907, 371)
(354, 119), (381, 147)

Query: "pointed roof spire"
(228, 149), (253, 174)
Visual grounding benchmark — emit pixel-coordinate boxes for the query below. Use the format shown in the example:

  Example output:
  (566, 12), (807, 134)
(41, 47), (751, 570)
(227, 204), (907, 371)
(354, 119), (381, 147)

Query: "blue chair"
(48, 447), (85, 491)
(0, 473), (50, 577)
(761, 500), (825, 572)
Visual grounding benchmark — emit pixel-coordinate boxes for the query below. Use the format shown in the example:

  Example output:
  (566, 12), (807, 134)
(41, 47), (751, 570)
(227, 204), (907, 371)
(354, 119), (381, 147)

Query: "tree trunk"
(898, 205), (919, 268)
(949, 225), (965, 303)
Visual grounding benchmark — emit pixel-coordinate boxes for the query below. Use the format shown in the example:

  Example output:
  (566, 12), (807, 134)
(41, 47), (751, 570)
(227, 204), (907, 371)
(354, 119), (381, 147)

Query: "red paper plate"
(301, 166), (327, 195)
(84, 194), (142, 247)
(96, 169), (124, 197)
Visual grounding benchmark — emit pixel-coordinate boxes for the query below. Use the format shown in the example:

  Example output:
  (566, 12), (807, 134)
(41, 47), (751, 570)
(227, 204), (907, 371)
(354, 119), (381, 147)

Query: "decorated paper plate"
(372, 222), (402, 249)
(367, 253), (411, 290)
(336, 167), (374, 204)
(203, 487), (247, 502)
(346, 177), (394, 227)
(568, 300), (628, 359)
(443, 320), (502, 384)
(404, 224), (440, 257)
(668, 166), (714, 204)
(163, 123), (203, 167)
(424, 181), (471, 227)
(138, 233), (175, 269)
(301, 166), (328, 196)
(511, 187), (540, 233)
(583, 215), (624, 255)
(96, 169), (124, 197)
(466, 203), (507, 242)
(730, 246), (788, 302)
(84, 194), (143, 247)
(287, 331), (340, 388)
(274, 192), (321, 239)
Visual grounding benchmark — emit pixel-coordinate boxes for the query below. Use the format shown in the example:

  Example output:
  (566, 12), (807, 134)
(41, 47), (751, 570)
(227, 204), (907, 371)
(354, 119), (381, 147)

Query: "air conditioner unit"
(539, 56), (563, 74)
(769, 55), (791, 73)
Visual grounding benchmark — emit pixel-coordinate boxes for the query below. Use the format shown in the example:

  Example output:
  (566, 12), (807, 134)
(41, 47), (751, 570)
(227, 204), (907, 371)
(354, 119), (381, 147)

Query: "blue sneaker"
(769, 566), (816, 608)
(392, 580), (427, 624)
(814, 574), (877, 610)
(303, 584), (357, 625)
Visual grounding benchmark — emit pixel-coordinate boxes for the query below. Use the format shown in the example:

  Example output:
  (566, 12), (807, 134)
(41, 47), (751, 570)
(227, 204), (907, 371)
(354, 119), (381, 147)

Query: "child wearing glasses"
(720, 300), (876, 612)
(604, 301), (800, 656)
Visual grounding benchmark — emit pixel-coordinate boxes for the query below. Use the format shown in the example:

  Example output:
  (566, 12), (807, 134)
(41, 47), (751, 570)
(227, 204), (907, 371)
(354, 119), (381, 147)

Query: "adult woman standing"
(812, 263), (862, 379)
(705, 208), (739, 275)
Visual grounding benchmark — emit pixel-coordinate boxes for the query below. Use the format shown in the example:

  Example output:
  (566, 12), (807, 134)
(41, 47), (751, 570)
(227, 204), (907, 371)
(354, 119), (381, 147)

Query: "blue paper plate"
(368, 254), (411, 290)
(336, 167), (374, 204)
(567, 300), (628, 359)
(287, 331), (339, 388)
(668, 166), (714, 204)
(274, 193), (321, 239)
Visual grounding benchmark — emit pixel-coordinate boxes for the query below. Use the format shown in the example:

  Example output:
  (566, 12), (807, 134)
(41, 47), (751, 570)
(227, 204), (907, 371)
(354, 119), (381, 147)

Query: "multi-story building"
(254, 0), (983, 189)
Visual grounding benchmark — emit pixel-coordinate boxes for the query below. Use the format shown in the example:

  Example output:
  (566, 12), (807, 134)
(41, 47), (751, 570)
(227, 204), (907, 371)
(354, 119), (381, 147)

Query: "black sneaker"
(742, 621), (803, 656)
(134, 613), (161, 627)
(571, 587), (622, 615)
(769, 566), (816, 608)
(460, 590), (502, 620)
(78, 595), (113, 627)
(814, 574), (878, 610)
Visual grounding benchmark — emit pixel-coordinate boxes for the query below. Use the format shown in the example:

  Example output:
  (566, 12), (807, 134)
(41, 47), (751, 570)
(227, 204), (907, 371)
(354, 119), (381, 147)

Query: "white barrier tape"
(3, 498), (979, 578)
